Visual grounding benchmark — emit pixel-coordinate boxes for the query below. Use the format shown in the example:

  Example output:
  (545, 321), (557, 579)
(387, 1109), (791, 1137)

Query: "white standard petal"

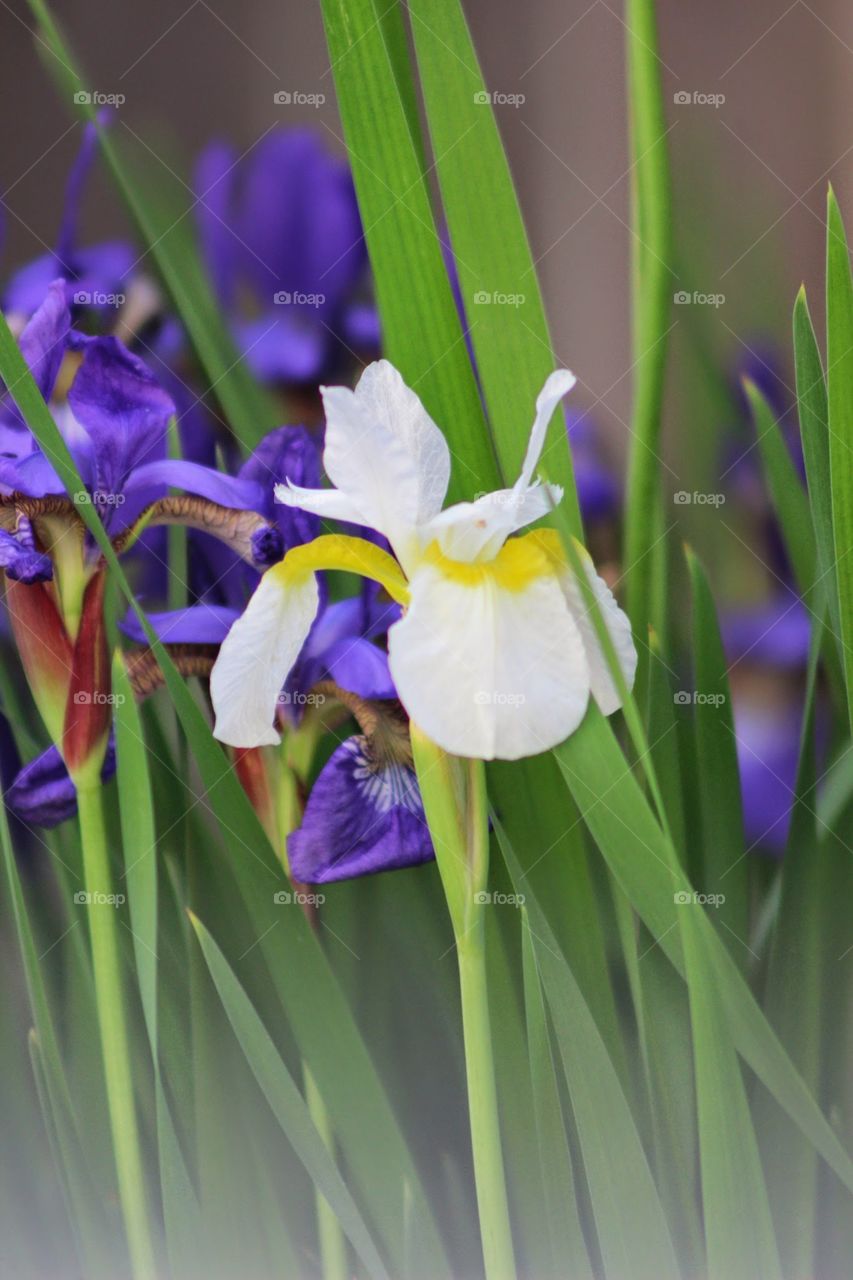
(211, 569), (320, 748)
(515, 369), (577, 492)
(354, 360), (451, 522)
(426, 482), (565, 563)
(388, 560), (590, 761)
(275, 480), (367, 525)
(320, 382), (427, 568)
(558, 551), (637, 715)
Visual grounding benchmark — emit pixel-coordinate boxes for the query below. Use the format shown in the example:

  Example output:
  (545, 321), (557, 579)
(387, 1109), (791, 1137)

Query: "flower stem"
(304, 1063), (349, 1280)
(457, 922), (516, 1280)
(77, 782), (155, 1279)
(410, 734), (516, 1279)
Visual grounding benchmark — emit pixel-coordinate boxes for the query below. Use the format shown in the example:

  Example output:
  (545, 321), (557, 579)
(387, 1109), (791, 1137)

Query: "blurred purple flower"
(4, 118), (134, 322)
(194, 129), (377, 386)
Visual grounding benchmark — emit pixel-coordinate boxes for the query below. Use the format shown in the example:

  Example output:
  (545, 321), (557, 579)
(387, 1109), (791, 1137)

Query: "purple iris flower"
(4, 117), (134, 322)
(6, 737), (116, 830)
(566, 409), (621, 524)
(0, 281), (283, 568)
(194, 129), (378, 386)
(288, 735), (433, 884)
(722, 589), (811, 853)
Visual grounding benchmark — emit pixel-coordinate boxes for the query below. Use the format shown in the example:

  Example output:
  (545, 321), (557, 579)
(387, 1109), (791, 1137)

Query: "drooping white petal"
(320, 382), (426, 568)
(558, 550), (637, 715)
(515, 369), (577, 492)
(354, 360), (451, 522)
(426, 482), (564, 563)
(275, 480), (367, 525)
(211, 569), (320, 748)
(388, 561), (590, 760)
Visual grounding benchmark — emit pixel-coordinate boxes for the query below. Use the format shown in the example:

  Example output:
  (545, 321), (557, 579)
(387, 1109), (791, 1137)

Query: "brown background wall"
(1, 0), (849, 472)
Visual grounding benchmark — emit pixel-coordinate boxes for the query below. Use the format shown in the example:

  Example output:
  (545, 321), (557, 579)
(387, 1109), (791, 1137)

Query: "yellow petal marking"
(422, 528), (567, 593)
(272, 533), (410, 605)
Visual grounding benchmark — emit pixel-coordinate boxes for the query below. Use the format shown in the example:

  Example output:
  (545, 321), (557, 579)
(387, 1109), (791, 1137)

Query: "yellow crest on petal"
(272, 533), (411, 605)
(423, 529), (564, 593)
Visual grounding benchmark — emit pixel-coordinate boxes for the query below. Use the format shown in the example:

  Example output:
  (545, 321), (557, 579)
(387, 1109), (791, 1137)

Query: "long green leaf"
(498, 825), (681, 1280)
(319, 0), (497, 500)
(407, 0), (581, 528)
(826, 187), (853, 731)
(190, 913), (391, 1280)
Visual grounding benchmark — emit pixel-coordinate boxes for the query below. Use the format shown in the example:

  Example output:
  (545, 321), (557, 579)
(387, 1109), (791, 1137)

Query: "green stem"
(457, 922), (516, 1280)
(410, 735), (515, 1279)
(77, 783), (156, 1279)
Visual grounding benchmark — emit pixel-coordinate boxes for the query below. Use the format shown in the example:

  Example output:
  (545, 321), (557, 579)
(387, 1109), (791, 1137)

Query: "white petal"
(558, 552), (637, 715)
(320, 382), (425, 567)
(211, 570), (320, 748)
(354, 360), (451, 522)
(388, 562), (590, 760)
(424, 483), (564, 564)
(275, 480), (367, 525)
(516, 369), (577, 491)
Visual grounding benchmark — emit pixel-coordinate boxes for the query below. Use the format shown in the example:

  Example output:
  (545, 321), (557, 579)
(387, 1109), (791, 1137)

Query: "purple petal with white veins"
(288, 736), (433, 883)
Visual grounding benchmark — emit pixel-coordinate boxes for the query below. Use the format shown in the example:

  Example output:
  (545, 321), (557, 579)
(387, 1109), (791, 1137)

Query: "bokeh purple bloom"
(195, 129), (377, 387)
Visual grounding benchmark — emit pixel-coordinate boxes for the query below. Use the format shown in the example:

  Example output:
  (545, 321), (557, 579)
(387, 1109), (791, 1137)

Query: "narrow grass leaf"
(825, 188), (853, 731)
(498, 824), (681, 1280)
(190, 912), (391, 1280)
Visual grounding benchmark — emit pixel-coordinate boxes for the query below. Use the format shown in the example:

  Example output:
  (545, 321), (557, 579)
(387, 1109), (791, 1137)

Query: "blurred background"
(0, 0), (850, 502)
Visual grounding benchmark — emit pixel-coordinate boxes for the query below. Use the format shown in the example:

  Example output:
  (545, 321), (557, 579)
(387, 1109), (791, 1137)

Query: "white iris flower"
(210, 360), (637, 760)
